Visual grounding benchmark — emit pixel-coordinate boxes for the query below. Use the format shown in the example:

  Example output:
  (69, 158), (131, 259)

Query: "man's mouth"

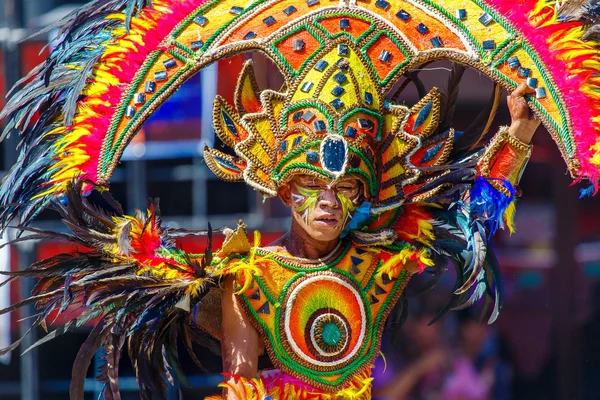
(314, 215), (339, 226)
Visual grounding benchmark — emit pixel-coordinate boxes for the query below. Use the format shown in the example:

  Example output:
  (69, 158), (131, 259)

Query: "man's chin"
(306, 225), (342, 242)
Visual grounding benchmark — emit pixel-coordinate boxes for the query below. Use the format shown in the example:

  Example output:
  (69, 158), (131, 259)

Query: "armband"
(477, 126), (532, 196)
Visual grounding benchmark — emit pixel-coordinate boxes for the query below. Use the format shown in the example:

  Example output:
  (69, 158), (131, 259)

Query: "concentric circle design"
(282, 273), (367, 370)
(306, 309), (350, 360)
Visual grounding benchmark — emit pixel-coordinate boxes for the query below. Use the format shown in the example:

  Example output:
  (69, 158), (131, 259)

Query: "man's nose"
(319, 187), (339, 207)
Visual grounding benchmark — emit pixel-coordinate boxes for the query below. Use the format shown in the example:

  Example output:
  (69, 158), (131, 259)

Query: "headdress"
(1, 0), (600, 229)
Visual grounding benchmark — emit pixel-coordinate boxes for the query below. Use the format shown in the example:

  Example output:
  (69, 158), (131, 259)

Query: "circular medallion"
(282, 272), (367, 370)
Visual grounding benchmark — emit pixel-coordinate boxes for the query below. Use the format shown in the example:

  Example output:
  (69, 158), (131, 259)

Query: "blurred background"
(0, 0), (599, 399)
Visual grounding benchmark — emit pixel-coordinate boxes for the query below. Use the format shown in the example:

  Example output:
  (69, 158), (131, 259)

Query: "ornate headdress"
(1, 0), (600, 228)
(1, 1), (600, 397)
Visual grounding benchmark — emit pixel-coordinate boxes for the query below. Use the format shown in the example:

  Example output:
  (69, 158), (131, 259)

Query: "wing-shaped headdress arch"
(1, 0), (599, 227)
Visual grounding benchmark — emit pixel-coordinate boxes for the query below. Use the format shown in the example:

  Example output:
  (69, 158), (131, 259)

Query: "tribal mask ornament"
(1, 0), (600, 227)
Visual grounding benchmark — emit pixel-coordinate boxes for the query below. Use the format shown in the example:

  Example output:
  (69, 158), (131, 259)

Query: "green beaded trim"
(419, 0), (489, 59)
(360, 30), (411, 87)
(337, 107), (383, 140)
(280, 101), (334, 132)
(492, 43), (572, 156)
(313, 12), (376, 45)
(271, 24), (326, 78)
(253, 242), (351, 272)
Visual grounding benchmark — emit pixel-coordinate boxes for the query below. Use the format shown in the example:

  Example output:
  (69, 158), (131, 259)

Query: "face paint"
(292, 184), (321, 224)
(336, 191), (358, 230)
(292, 181), (360, 229)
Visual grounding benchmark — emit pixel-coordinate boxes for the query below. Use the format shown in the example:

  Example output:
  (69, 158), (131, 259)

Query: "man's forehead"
(294, 175), (359, 185)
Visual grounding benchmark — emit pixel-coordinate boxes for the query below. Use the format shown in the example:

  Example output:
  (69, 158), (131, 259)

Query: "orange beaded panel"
(315, 15), (373, 42)
(364, 33), (408, 83)
(275, 28), (323, 72)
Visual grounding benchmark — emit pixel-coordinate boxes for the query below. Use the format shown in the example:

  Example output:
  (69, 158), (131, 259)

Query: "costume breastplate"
(235, 241), (411, 391)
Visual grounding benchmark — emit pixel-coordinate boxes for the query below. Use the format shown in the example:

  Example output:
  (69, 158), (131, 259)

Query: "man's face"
(282, 175), (363, 242)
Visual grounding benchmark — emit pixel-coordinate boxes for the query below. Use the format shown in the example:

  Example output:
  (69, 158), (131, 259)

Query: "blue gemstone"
(191, 40), (204, 50)
(154, 70), (168, 81)
(314, 60), (329, 72)
(280, 140), (288, 152)
(413, 101), (433, 130)
(194, 15), (208, 27)
(431, 36), (444, 48)
(357, 118), (373, 130)
(375, 0), (390, 10)
(337, 44), (349, 56)
(378, 50), (391, 62)
(396, 10), (411, 21)
(306, 0), (319, 6)
(507, 56), (520, 68)
(133, 93), (145, 105)
(293, 136), (303, 146)
(306, 151), (319, 162)
(126, 105), (136, 118)
(364, 92), (373, 106)
(263, 16), (276, 26)
(313, 120), (326, 132)
(336, 58), (349, 70)
(333, 72), (347, 84)
(344, 126), (357, 138)
(535, 87), (546, 99)
(340, 19), (350, 29)
(229, 6), (244, 15)
(214, 156), (240, 171)
(144, 81), (156, 93)
(419, 142), (444, 163)
(518, 67), (531, 78)
(527, 77), (538, 88)
(321, 322), (341, 346)
(300, 82), (314, 93)
(456, 9), (467, 20)
(482, 40), (496, 50)
(383, 99), (391, 110)
(321, 135), (347, 173)
(293, 39), (305, 51)
(221, 110), (238, 136)
(331, 86), (344, 97)
(351, 255), (363, 266)
(163, 58), (177, 69)
(243, 31), (256, 40)
(479, 13), (493, 26)
(302, 111), (315, 122)
(283, 5), (297, 15)
(293, 111), (303, 121)
(330, 98), (345, 110)
(417, 23), (429, 35)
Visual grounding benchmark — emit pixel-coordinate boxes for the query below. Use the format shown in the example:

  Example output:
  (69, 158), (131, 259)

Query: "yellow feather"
(504, 201), (517, 235)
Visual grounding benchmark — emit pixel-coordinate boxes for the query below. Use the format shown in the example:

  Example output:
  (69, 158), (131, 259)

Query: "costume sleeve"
(477, 126), (532, 195)
(470, 126), (533, 235)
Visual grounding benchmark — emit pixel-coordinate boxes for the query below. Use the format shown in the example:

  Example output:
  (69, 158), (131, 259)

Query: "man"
(216, 83), (539, 398)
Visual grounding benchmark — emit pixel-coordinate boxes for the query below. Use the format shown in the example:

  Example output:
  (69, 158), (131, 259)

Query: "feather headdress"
(1, 0), (600, 231)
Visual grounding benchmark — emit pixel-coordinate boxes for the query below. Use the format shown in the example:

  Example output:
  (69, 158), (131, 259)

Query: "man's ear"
(278, 183), (292, 207)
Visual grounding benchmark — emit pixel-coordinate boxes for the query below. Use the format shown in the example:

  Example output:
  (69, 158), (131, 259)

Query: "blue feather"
(469, 177), (515, 236)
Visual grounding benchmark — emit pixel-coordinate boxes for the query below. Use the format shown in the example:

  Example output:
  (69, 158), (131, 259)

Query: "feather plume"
(0, 182), (223, 398)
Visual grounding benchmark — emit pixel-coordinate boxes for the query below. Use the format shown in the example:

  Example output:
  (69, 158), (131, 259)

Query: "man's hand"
(507, 82), (541, 144)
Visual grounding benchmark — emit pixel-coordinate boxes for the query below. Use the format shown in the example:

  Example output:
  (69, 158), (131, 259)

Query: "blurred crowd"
(367, 279), (600, 400)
